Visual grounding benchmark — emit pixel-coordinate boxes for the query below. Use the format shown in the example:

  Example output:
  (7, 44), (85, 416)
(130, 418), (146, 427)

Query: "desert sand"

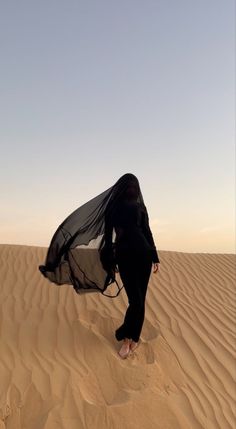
(0, 244), (235, 429)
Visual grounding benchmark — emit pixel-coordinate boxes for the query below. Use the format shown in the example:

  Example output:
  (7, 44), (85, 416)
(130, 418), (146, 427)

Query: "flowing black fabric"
(39, 173), (160, 298)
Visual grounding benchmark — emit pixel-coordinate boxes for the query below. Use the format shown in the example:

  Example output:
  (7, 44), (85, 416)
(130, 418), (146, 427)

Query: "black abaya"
(104, 198), (159, 341)
(39, 173), (160, 299)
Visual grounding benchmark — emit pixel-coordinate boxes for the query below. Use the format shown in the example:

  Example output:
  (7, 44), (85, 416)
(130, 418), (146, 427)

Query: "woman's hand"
(153, 262), (160, 273)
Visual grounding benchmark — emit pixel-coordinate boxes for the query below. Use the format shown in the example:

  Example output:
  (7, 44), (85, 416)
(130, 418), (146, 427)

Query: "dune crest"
(0, 244), (235, 429)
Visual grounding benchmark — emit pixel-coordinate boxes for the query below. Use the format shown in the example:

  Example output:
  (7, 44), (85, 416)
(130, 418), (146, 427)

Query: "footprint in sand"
(141, 319), (160, 341)
(129, 341), (156, 365)
(78, 309), (159, 366)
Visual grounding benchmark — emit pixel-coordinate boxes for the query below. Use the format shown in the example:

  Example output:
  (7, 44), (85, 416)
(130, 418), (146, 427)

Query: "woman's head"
(114, 173), (141, 202)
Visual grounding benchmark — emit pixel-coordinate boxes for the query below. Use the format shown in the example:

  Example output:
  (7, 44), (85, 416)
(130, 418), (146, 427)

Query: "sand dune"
(0, 244), (235, 429)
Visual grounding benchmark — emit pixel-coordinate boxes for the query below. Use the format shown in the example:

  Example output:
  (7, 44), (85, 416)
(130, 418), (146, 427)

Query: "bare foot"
(118, 338), (131, 359)
(130, 340), (139, 352)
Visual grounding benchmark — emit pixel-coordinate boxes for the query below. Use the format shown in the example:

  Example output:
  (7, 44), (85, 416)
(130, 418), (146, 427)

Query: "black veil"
(39, 173), (144, 298)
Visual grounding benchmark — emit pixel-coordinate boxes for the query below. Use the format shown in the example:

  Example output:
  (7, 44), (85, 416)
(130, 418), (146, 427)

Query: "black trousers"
(115, 249), (153, 343)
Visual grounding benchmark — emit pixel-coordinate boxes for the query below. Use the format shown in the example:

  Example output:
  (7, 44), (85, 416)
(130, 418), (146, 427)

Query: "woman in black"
(39, 172), (160, 359)
(103, 174), (160, 359)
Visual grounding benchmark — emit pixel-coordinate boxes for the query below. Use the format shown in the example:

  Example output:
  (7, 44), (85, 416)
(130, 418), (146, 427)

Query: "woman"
(101, 174), (160, 359)
(39, 173), (160, 359)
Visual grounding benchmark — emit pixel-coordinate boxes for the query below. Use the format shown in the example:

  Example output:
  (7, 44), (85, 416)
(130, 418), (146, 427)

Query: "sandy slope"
(0, 244), (235, 429)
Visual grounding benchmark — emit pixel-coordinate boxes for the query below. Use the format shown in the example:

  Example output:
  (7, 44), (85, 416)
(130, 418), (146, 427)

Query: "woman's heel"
(117, 338), (131, 359)
(130, 340), (139, 353)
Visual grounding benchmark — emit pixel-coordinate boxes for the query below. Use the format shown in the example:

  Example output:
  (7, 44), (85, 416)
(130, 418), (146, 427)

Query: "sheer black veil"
(39, 173), (145, 298)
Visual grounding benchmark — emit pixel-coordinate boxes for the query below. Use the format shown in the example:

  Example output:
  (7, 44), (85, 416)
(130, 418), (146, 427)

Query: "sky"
(0, 0), (235, 253)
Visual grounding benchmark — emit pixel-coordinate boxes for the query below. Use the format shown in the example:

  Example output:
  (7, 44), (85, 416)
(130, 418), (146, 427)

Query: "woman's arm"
(141, 205), (160, 263)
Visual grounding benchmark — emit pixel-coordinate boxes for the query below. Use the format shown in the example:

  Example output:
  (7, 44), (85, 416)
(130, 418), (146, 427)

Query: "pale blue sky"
(0, 0), (235, 252)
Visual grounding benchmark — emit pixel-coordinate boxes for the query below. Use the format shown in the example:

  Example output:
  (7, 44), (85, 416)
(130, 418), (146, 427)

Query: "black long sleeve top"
(104, 200), (160, 263)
